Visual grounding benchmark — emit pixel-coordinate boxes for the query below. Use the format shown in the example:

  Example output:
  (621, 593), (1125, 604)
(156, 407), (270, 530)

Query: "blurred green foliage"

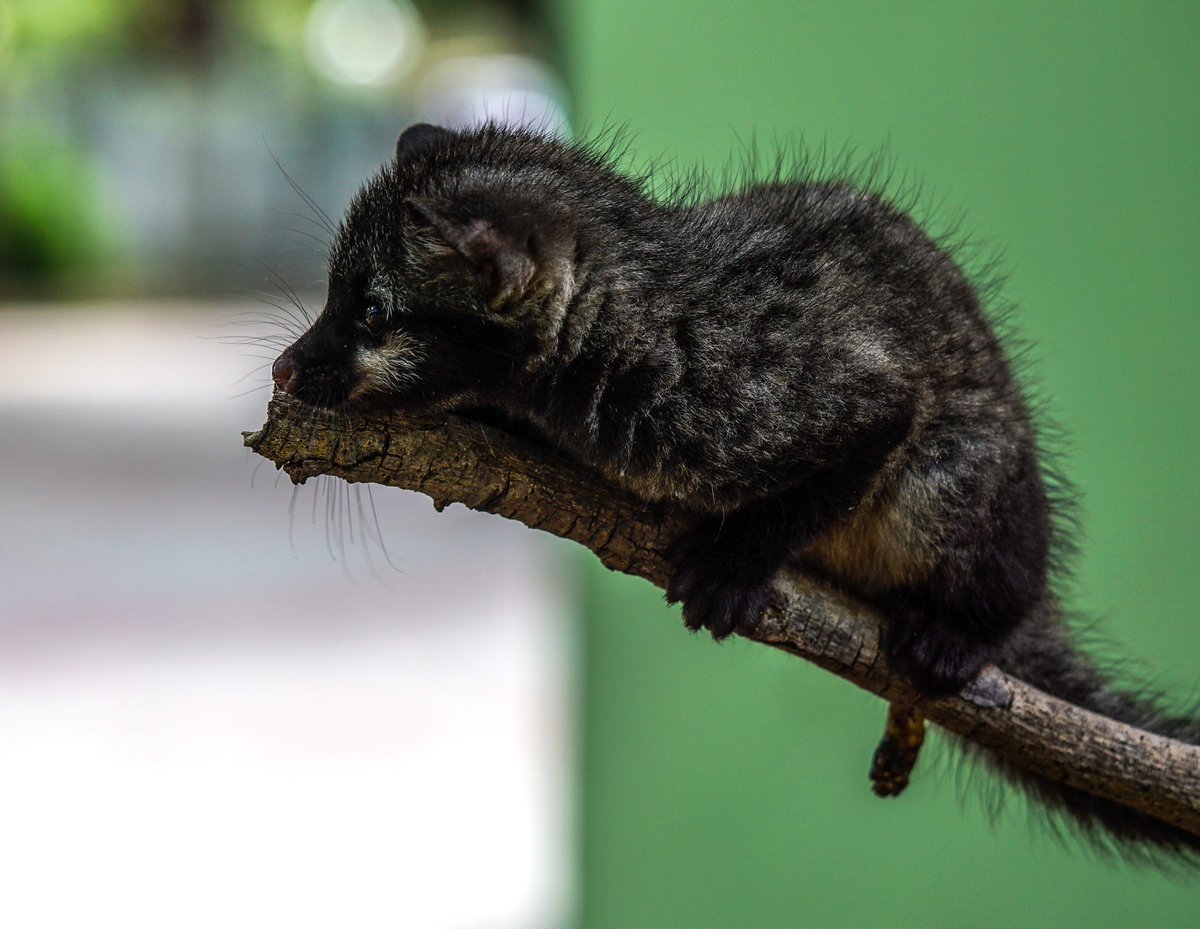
(564, 2), (1200, 927)
(2, 0), (117, 50)
(0, 142), (111, 277)
(0, 0), (552, 293)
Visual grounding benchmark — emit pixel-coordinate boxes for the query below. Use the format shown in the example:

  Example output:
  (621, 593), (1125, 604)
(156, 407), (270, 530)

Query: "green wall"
(561, 2), (1200, 927)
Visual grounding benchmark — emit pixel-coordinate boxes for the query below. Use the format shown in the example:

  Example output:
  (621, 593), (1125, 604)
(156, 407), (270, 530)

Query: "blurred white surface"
(0, 304), (574, 929)
(414, 53), (569, 137)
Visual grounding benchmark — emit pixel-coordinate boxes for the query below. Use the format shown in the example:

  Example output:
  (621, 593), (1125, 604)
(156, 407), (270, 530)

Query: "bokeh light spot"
(304, 0), (424, 87)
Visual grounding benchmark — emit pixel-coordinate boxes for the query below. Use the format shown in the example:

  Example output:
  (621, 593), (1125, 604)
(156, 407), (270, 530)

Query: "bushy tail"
(966, 599), (1200, 866)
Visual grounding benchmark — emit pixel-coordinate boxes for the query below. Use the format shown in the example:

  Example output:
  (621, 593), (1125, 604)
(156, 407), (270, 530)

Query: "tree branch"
(244, 391), (1200, 837)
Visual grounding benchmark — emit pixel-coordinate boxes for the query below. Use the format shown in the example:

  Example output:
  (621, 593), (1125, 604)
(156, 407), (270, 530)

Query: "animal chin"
(349, 340), (421, 404)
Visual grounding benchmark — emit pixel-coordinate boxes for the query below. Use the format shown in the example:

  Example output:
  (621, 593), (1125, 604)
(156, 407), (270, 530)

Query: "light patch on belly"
(804, 489), (936, 596)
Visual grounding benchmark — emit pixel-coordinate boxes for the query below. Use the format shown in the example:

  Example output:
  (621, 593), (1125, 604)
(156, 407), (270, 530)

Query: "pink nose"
(272, 355), (300, 393)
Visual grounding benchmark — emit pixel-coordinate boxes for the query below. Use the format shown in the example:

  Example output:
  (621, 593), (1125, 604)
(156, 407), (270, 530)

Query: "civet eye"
(363, 303), (386, 333)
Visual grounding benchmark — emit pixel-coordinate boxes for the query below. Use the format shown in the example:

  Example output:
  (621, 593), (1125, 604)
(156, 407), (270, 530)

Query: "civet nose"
(272, 354), (300, 394)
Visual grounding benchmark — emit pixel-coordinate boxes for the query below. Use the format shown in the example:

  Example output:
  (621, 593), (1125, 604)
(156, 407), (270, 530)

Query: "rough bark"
(244, 391), (1200, 838)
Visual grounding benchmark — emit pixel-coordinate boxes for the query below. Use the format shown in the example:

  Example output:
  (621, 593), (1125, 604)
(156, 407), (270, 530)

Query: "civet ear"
(395, 123), (455, 161)
(407, 196), (535, 308)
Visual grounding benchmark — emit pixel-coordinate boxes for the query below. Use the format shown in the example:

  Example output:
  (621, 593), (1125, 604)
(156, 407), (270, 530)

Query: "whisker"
(229, 383), (272, 401)
(268, 147), (340, 239)
(365, 484), (403, 573)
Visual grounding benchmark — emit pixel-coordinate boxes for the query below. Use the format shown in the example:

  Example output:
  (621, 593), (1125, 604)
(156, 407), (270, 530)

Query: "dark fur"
(273, 123), (1200, 864)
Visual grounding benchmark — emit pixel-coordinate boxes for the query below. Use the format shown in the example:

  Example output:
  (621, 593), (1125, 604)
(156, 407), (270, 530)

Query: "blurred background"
(1, 1), (1197, 927)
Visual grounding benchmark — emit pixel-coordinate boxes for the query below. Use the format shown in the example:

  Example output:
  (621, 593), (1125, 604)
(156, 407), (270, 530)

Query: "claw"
(670, 566), (769, 641)
(665, 524), (773, 641)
